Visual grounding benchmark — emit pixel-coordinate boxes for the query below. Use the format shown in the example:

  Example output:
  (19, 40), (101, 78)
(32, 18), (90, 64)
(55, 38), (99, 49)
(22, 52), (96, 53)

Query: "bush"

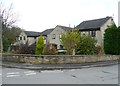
(95, 45), (102, 54)
(104, 24), (120, 55)
(14, 42), (35, 54)
(76, 34), (96, 55)
(44, 43), (57, 55)
(35, 35), (44, 55)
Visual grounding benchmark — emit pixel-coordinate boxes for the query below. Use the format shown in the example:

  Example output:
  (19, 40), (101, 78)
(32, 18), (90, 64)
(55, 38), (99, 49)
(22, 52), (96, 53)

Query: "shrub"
(35, 36), (44, 55)
(14, 42), (35, 54)
(95, 45), (102, 54)
(44, 43), (57, 55)
(76, 34), (96, 55)
(104, 24), (120, 55)
(61, 29), (80, 55)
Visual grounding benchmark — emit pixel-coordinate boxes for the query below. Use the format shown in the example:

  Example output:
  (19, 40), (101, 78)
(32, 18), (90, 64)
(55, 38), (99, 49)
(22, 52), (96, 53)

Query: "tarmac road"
(1, 64), (119, 84)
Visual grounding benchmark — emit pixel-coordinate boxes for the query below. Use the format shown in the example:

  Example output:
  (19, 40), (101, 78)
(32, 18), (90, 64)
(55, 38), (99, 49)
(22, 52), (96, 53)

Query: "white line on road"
(7, 72), (19, 75)
(7, 75), (20, 77)
(41, 70), (63, 73)
(25, 73), (36, 76)
(24, 71), (35, 73)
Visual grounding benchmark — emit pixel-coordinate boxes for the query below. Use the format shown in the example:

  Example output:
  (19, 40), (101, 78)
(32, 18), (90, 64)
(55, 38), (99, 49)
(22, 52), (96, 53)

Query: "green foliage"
(104, 24), (120, 55)
(76, 34), (97, 55)
(2, 36), (10, 51)
(44, 43), (57, 55)
(2, 26), (22, 52)
(61, 29), (80, 55)
(35, 35), (44, 55)
(1, 3), (21, 52)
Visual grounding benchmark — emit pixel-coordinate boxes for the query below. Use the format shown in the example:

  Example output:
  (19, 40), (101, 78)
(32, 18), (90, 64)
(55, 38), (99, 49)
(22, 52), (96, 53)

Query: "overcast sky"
(1, 0), (119, 32)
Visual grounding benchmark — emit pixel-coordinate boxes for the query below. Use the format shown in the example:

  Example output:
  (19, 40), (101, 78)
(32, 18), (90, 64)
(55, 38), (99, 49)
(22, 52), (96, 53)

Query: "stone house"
(76, 16), (114, 47)
(13, 16), (115, 53)
(15, 31), (41, 45)
(47, 25), (72, 49)
(11, 31), (41, 52)
(40, 28), (54, 44)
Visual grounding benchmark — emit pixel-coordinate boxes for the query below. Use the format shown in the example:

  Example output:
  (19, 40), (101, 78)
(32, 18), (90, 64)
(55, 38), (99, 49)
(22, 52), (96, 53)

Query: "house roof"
(56, 25), (73, 31)
(76, 16), (112, 31)
(24, 31), (41, 37)
(41, 28), (54, 36)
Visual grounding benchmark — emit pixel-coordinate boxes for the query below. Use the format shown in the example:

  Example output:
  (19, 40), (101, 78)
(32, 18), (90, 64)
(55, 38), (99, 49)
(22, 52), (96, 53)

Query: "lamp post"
(0, 15), (3, 59)
(118, 1), (120, 26)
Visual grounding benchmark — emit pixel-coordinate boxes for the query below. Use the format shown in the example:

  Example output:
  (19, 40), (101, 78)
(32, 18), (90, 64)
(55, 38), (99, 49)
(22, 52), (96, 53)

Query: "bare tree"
(0, 2), (18, 28)
(0, 2), (21, 52)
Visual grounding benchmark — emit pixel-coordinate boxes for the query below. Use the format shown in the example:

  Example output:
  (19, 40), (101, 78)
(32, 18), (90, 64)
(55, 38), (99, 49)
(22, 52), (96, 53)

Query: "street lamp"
(0, 15), (3, 59)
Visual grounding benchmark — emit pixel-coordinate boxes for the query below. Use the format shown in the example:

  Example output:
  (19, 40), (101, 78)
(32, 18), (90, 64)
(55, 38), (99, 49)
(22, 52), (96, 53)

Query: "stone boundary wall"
(2, 54), (120, 64)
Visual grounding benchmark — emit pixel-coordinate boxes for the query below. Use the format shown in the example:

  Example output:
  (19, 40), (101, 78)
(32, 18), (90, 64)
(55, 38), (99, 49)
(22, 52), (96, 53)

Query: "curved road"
(1, 64), (119, 84)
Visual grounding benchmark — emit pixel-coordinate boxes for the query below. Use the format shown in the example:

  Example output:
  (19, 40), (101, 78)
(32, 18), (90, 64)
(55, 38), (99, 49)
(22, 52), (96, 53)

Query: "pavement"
(1, 60), (119, 70)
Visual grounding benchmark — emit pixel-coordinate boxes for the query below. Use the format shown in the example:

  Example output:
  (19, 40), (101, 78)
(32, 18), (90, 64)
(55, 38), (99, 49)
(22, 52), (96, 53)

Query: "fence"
(2, 54), (119, 64)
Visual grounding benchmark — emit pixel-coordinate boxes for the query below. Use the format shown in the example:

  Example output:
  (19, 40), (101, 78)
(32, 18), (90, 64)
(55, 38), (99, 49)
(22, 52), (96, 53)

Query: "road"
(1, 64), (119, 84)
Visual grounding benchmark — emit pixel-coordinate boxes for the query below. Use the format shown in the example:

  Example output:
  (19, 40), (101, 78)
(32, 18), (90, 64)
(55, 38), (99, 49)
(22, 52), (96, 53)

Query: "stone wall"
(2, 54), (119, 64)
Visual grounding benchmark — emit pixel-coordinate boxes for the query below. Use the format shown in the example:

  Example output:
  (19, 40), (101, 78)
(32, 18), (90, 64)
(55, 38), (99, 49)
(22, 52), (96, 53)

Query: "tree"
(0, 3), (18, 28)
(35, 35), (44, 55)
(2, 36), (10, 51)
(0, 2), (21, 52)
(76, 34), (96, 55)
(104, 24), (120, 55)
(6, 26), (22, 44)
(2, 26), (21, 52)
(61, 29), (80, 55)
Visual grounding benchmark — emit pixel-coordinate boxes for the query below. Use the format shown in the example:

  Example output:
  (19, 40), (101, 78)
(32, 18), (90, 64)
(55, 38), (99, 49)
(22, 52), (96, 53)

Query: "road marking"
(25, 73), (36, 76)
(41, 70), (63, 73)
(24, 71), (35, 73)
(7, 72), (19, 75)
(7, 75), (20, 77)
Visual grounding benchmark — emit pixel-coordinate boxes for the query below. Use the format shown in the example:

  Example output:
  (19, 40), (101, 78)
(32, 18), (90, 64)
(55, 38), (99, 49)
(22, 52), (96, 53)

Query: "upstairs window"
(91, 31), (96, 37)
(20, 37), (22, 40)
(52, 34), (56, 39)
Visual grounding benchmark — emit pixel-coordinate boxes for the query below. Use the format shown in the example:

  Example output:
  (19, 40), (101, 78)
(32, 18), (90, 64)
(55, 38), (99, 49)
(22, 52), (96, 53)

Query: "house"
(76, 16), (114, 47)
(47, 25), (72, 49)
(12, 16), (114, 54)
(15, 31), (41, 46)
(40, 28), (54, 44)
(11, 31), (41, 52)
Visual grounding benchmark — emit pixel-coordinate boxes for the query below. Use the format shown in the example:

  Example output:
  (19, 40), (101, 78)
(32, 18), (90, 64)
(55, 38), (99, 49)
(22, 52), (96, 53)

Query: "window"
(91, 31), (96, 37)
(44, 36), (47, 40)
(60, 45), (63, 49)
(20, 37), (22, 40)
(88, 31), (91, 35)
(24, 36), (26, 40)
(52, 34), (56, 39)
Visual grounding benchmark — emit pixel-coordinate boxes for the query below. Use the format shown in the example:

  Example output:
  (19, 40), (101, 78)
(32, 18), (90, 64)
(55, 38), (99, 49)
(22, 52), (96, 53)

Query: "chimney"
(69, 24), (70, 27)
(74, 25), (75, 28)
